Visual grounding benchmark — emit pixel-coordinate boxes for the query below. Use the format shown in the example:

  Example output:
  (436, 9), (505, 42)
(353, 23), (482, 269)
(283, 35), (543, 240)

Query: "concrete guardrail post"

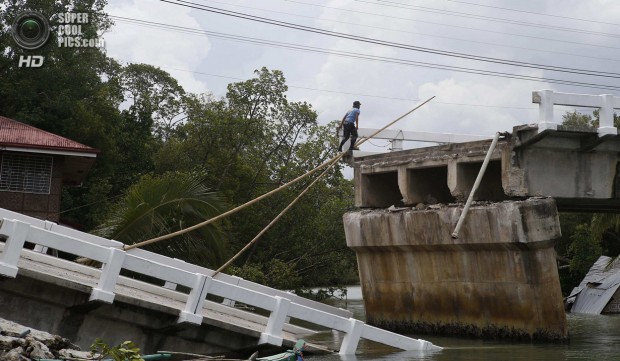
(259, 296), (291, 346)
(178, 273), (209, 325)
(339, 318), (364, 355)
(0, 219), (29, 278)
(533, 89), (558, 132)
(89, 247), (126, 303)
(598, 94), (617, 136)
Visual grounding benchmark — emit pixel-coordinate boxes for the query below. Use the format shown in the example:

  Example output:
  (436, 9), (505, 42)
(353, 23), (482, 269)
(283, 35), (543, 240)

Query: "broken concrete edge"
(367, 319), (569, 343)
(343, 197), (561, 251)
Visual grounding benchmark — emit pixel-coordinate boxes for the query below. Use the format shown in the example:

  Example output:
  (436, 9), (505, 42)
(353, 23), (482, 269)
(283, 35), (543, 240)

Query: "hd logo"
(11, 10), (50, 68)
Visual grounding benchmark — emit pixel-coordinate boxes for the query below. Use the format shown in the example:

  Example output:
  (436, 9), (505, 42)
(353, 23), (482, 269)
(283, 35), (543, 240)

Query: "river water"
(302, 286), (620, 361)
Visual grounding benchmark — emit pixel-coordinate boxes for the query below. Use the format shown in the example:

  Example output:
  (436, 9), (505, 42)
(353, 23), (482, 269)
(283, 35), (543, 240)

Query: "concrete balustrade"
(0, 209), (440, 354)
(90, 248), (126, 303)
(208, 276), (279, 312)
(340, 319), (364, 355)
(532, 90), (620, 136)
(259, 296), (291, 346)
(0, 208), (352, 319)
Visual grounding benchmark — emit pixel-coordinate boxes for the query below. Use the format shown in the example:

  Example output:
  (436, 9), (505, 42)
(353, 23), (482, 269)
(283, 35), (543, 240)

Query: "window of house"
(0, 153), (53, 194)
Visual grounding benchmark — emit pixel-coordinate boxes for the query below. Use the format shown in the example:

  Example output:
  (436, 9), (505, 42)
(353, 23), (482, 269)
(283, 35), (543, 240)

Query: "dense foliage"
(0, 0), (358, 291)
(90, 339), (144, 361)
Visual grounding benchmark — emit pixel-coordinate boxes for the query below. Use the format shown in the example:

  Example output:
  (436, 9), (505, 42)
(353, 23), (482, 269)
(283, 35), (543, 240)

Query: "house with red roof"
(0, 116), (98, 222)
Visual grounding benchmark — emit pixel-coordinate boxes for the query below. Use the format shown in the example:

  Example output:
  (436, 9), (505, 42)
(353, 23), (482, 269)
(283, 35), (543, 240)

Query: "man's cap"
(353, 100), (361, 106)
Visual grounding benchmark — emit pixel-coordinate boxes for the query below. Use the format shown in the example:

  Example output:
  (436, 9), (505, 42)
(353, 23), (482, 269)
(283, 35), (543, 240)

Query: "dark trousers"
(339, 123), (358, 151)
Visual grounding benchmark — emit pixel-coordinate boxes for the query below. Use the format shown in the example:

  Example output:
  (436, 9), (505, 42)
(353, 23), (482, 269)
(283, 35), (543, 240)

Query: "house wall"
(0, 151), (63, 222)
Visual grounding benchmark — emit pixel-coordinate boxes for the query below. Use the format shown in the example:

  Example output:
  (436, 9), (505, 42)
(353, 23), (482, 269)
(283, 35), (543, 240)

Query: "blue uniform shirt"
(344, 108), (360, 124)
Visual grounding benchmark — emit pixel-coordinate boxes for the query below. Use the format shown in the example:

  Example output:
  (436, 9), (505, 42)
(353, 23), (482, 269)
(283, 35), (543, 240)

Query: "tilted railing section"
(0, 208), (440, 354)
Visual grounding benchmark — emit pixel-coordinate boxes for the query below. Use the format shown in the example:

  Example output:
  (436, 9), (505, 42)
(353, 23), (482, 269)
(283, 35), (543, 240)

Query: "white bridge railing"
(337, 127), (491, 153)
(0, 208), (440, 354)
(533, 90), (620, 136)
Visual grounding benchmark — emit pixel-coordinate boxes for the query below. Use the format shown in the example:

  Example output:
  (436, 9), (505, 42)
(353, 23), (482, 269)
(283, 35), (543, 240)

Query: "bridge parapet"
(533, 90), (620, 136)
(0, 208), (441, 354)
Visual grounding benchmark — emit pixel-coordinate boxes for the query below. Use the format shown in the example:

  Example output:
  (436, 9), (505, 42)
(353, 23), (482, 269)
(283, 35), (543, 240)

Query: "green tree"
(0, 0), (114, 131)
(557, 213), (594, 295)
(155, 69), (357, 289)
(568, 224), (601, 282)
(561, 109), (620, 129)
(561, 110), (595, 129)
(94, 172), (229, 267)
(120, 63), (186, 140)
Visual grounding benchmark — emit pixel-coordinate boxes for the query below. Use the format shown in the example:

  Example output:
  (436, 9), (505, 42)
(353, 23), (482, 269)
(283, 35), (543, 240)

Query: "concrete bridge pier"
(343, 197), (568, 341)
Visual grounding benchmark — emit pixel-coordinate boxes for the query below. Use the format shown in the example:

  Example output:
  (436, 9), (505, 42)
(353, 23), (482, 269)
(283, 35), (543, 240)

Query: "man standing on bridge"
(338, 100), (361, 152)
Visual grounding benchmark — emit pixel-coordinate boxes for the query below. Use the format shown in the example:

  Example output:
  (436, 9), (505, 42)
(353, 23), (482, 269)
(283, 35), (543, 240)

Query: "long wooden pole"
(451, 132), (500, 239)
(124, 96), (435, 251)
(213, 151), (347, 276)
(124, 153), (341, 250)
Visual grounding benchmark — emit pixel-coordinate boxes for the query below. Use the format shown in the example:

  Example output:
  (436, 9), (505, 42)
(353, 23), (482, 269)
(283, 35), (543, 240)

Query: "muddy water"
(304, 286), (620, 361)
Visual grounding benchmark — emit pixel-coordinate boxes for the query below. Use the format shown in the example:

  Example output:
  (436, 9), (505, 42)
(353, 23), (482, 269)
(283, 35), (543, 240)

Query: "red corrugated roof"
(0, 116), (98, 154)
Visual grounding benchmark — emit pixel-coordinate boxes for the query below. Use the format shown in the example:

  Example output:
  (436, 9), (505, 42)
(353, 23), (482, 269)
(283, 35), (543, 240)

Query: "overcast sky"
(102, 0), (620, 151)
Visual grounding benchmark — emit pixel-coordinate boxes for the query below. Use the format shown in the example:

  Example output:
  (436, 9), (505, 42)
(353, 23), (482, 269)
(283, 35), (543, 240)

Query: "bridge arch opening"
(406, 166), (454, 205)
(360, 171), (402, 208)
(456, 160), (508, 201)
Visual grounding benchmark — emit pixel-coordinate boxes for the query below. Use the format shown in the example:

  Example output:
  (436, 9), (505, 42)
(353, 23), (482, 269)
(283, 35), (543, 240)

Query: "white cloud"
(103, 0), (211, 94)
(416, 77), (541, 135)
(101, 0), (619, 137)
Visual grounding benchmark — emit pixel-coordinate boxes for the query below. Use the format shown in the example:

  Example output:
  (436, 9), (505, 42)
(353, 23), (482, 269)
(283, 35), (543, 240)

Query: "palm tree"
(94, 171), (229, 267)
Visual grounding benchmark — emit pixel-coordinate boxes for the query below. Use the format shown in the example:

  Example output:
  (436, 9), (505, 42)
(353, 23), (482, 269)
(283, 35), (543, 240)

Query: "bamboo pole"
(451, 132), (500, 239)
(124, 96), (435, 251)
(212, 151), (347, 276)
(354, 96), (435, 149)
(123, 155), (341, 250)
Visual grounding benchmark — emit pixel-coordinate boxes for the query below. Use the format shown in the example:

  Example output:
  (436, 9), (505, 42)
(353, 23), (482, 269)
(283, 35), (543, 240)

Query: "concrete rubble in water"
(0, 317), (93, 361)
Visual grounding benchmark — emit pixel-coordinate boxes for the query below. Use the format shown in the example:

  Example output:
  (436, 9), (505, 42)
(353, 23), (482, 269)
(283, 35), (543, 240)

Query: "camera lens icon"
(12, 11), (50, 50)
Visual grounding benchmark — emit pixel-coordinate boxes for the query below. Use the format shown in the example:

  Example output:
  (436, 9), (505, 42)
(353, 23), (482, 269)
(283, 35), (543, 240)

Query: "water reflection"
(307, 286), (620, 361)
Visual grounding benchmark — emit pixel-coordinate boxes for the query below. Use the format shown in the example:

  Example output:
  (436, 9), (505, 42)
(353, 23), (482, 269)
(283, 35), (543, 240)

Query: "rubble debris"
(0, 318), (88, 361)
